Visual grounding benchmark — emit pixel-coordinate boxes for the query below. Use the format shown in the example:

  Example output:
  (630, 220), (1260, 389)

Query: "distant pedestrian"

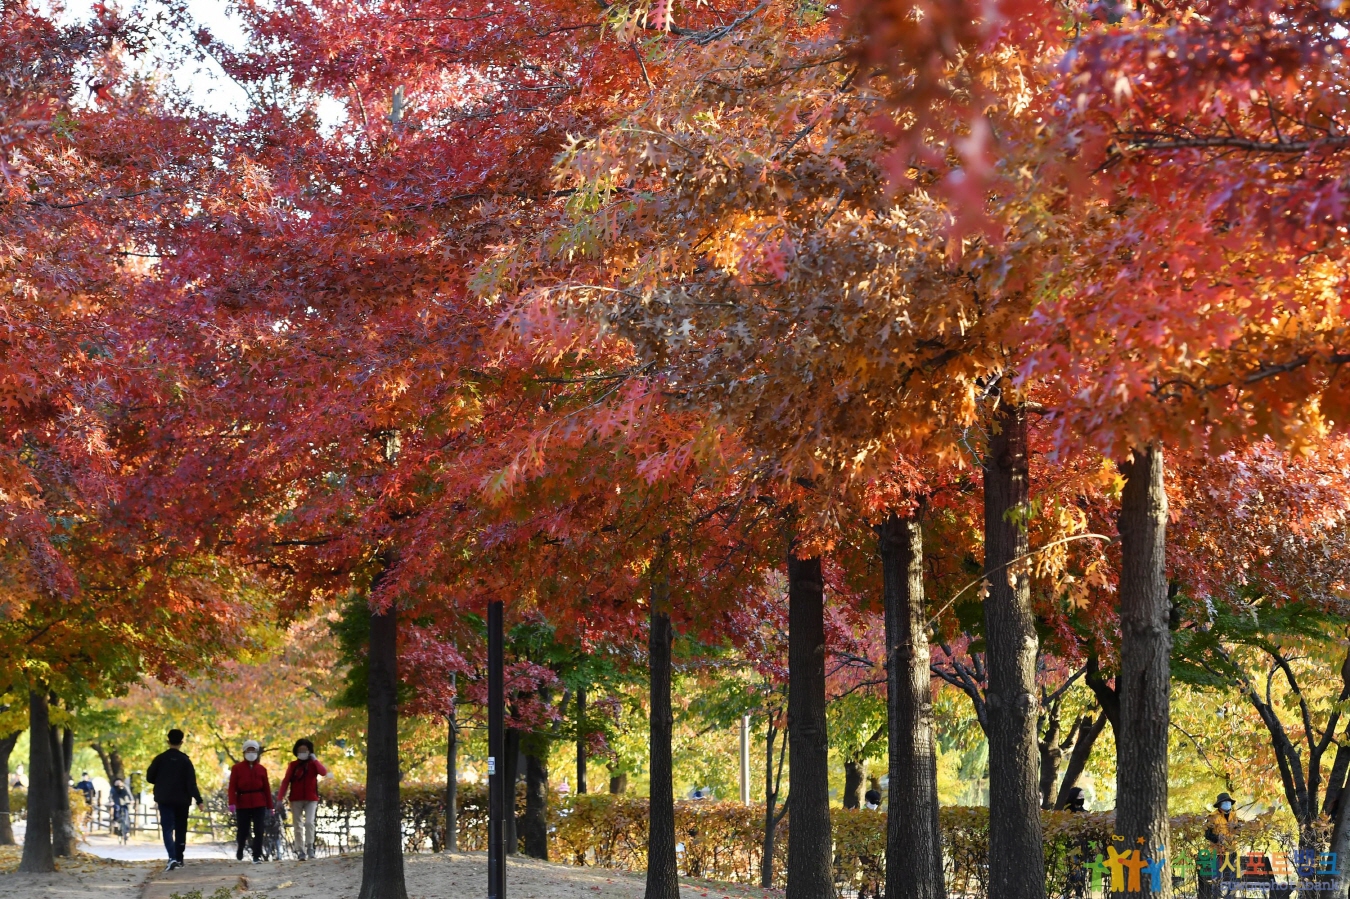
(75, 772), (96, 805)
(146, 729), (203, 871)
(863, 789), (881, 811)
(228, 740), (271, 864)
(275, 738), (327, 861)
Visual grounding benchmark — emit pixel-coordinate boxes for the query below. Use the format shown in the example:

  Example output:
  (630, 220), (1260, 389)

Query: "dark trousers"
(158, 802), (190, 861)
(236, 807), (265, 860)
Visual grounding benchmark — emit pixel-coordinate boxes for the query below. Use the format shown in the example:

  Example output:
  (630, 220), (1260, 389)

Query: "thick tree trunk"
(50, 724), (77, 856)
(522, 745), (549, 860)
(1116, 445), (1172, 899)
(842, 760), (863, 810)
(0, 730), (18, 845)
(504, 727), (521, 854)
(983, 401), (1046, 899)
(445, 714), (458, 852)
(880, 511), (946, 899)
(1054, 712), (1107, 810)
(19, 690), (56, 873)
(1333, 771), (1350, 899)
(646, 584), (680, 899)
(576, 688), (588, 795)
(1325, 743), (1350, 820)
(786, 551), (836, 899)
(609, 771), (627, 794)
(358, 603), (408, 899)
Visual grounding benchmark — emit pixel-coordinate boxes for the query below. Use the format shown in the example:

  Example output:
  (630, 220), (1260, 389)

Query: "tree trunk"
(358, 602), (408, 899)
(50, 724), (77, 856)
(19, 690), (56, 873)
(1115, 444), (1172, 899)
(522, 744), (549, 860)
(1333, 766), (1350, 899)
(609, 770), (627, 794)
(762, 720), (787, 889)
(786, 551), (836, 899)
(842, 760), (864, 810)
(880, 511), (947, 899)
(445, 713), (458, 852)
(983, 401), (1046, 899)
(576, 688), (588, 795)
(0, 730), (19, 845)
(1054, 712), (1107, 810)
(646, 577), (680, 899)
(91, 742), (126, 784)
(1325, 742), (1350, 820)
(504, 727), (521, 854)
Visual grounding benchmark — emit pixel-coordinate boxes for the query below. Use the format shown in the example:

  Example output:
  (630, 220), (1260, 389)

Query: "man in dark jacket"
(146, 729), (203, 871)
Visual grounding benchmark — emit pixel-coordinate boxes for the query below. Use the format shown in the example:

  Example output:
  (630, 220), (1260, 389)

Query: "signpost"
(488, 600), (505, 899)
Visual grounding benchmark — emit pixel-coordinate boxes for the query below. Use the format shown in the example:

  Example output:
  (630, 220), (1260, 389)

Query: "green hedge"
(318, 782), (1298, 897)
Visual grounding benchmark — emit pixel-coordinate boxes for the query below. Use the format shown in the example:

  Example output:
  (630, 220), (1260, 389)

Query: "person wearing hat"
(1201, 792), (1239, 899)
(863, 789), (882, 811)
(228, 740), (272, 863)
(275, 738), (328, 861)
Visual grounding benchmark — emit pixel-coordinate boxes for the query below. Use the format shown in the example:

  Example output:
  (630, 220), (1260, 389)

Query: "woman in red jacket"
(275, 738), (328, 860)
(227, 740), (271, 863)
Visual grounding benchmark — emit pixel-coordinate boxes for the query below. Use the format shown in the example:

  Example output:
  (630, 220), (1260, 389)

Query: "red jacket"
(227, 761), (272, 810)
(277, 758), (328, 802)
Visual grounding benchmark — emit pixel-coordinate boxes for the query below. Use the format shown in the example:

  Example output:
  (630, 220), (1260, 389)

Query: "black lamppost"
(488, 600), (505, 899)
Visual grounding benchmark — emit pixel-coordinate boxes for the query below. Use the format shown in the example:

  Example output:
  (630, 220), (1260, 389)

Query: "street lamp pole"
(488, 600), (505, 899)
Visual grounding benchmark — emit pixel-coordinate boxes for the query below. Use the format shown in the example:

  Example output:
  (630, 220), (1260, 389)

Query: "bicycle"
(262, 803), (290, 861)
(112, 802), (131, 846)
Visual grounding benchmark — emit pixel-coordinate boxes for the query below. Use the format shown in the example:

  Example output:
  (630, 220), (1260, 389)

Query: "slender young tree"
(646, 559), (679, 899)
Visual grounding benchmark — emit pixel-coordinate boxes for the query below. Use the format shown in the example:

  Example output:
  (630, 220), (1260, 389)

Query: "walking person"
(228, 740), (272, 864)
(146, 729), (203, 871)
(275, 738), (327, 860)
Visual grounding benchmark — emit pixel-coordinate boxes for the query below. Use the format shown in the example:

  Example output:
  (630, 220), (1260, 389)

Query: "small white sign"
(487, 757), (496, 775)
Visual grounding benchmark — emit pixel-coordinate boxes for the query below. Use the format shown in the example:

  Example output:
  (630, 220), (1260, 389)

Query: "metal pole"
(739, 715), (751, 805)
(488, 600), (505, 899)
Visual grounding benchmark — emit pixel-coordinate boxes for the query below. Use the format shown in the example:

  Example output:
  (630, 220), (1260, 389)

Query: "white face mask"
(296, 751), (310, 761)
(1220, 801), (1233, 812)
(244, 751), (258, 762)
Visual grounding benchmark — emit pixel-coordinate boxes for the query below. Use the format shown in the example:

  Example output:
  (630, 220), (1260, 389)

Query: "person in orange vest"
(228, 740), (271, 864)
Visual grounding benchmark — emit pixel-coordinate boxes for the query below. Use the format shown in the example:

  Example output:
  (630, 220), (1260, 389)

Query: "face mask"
(297, 751), (310, 760)
(1220, 801), (1233, 812)
(245, 751), (258, 762)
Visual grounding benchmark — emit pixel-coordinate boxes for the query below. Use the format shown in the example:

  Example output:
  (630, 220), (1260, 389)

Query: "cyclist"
(109, 778), (132, 842)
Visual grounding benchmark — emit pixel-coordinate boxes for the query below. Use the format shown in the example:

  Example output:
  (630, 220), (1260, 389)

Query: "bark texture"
(761, 717), (787, 888)
(880, 512), (947, 899)
(19, 690), (56, 873)
(983, 402), (1046, 899)
(358, 603), (408, 899)
(0, 730), (18, 845)
(503, 727), (521, 854)
(1116, 444), (1172, 899)
(645, 597), (680, 899)
(521, 745), (549, 860)
(51, 723), (77, 857)
(609, 771), (627, 794)
(786, 552), (836, 899)
(842, 760), (864, 810)
(576, 688), (588, 795)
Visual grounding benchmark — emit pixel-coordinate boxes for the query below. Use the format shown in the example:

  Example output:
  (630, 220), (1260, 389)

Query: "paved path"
(141, 859), (251, 899)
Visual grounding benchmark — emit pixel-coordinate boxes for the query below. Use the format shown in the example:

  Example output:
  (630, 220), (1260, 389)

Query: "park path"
(141, 859), (249, 899)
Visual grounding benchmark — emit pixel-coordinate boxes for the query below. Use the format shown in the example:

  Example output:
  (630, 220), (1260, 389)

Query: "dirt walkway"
(141, 860), (247, 899)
